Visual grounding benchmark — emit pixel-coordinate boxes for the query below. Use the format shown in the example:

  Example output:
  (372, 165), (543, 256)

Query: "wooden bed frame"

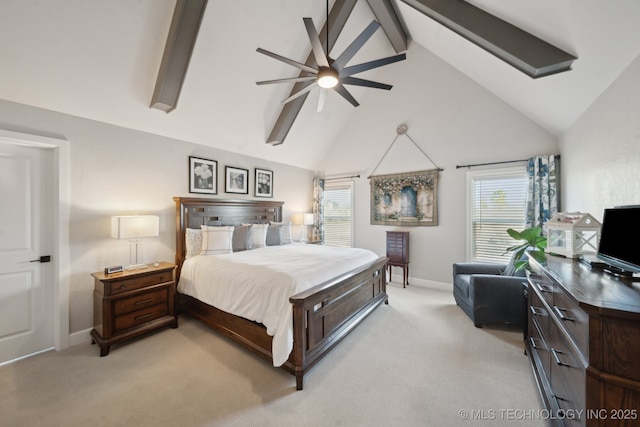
(174, 197), (388, 390)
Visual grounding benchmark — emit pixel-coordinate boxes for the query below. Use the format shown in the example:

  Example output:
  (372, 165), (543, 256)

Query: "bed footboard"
(287, 256), (388, 390)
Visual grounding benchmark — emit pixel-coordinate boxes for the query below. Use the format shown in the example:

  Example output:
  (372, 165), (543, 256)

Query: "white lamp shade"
(111, 215), (159, 239)
(303, 213), (314, 225)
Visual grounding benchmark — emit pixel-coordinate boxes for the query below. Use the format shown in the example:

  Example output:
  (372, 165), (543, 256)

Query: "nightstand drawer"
(109, 271), (173, 295)
(114, 288), (168, 316)
(114, 304), (167, 332)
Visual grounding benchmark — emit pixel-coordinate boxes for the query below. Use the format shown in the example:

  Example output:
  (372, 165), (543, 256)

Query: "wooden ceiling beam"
(365, 0), (408, 53)
(400, 0), (576, 78)
(150, 0), (208, 112)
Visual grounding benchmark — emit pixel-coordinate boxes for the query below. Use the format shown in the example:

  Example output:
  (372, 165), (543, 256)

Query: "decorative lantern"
(545, 212), (601, 258)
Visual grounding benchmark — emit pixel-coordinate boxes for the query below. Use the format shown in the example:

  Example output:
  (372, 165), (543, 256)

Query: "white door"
(0, 141), (54, 363)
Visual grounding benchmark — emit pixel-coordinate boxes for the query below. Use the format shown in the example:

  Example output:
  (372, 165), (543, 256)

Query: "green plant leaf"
(506, 229), (523, 240)
(504, 226), (548, 271)
(529, 250), (547, 264)
(513, 260), (529, 271)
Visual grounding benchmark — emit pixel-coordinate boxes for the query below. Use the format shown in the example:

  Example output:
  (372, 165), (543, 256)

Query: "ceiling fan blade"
(333, 83), (359, 108)
(282, 82), (316, 104)
(340, 53), (407, 77)
(317, 88), (327, 112)
(332, 21), (380, 71)
(341, 76), (392, 90)
(256, 47), (318, 74)
(256, 76), (317, 86)
(303, 18), (330, 68)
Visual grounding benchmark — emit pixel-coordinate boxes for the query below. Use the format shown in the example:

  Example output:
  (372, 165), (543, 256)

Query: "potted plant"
(505, 226), (548, 271)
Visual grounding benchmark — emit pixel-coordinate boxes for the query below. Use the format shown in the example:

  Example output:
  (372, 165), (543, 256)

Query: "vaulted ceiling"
(1, 0), (639, 170)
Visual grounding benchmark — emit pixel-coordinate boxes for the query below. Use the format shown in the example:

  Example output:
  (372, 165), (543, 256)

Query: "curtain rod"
(456, 159), (529, 169)
(324, 174), (360, 181)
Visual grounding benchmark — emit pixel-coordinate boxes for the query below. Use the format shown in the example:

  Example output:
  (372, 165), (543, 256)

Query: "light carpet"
(1, 281), (544, 427)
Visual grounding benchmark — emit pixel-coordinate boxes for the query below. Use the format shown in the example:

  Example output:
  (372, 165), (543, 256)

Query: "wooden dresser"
(386, 231), (409, 287)
(91, 262), (178, 356)
(526, 255), (640, 426)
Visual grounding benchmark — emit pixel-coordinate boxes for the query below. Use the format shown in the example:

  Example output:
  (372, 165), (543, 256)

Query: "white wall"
(317, 44), (559, 283)
(561, 54), (640, 218)
(0, 99), (314, 333)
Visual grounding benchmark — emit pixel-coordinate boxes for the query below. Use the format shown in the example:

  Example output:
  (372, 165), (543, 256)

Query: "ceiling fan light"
(317, 68), (338, 88)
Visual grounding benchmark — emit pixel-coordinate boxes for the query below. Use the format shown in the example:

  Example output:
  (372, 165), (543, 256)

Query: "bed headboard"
(173, 197), (283, 278)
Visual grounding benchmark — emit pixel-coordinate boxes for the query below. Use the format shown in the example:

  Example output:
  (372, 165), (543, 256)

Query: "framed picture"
(370, 169), (439, 226)
(225, 166), (249, 194)
(254, 168), (273, 198)
(189, 156), (217, 194)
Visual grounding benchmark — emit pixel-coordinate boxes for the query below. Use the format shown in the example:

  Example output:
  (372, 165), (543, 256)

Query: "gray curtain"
(312, 177), (324, 241)
(526, 155), (560, 230)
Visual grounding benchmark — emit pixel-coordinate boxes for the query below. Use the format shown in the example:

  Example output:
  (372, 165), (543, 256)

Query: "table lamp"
(111, 215), (159, 269)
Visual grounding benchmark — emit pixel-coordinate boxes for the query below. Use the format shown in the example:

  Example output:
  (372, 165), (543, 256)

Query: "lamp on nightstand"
(111, 215), (159, 270)
(301, 213), (314, 242)
(295, 213), (315, 242)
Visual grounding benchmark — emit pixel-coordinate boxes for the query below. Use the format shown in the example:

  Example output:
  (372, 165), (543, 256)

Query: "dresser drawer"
(552, 285), (589, 358)
(114, 288), (168, 316)
(529, 272), (554, 308)
(108, 270), (174, 296)
(114, 303), (168, 332)
(529, 285), (551, 341)
(549, 326), (586, 427)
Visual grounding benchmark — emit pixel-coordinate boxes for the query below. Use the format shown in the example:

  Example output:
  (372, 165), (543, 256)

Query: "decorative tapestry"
(370, 169), (439, 226)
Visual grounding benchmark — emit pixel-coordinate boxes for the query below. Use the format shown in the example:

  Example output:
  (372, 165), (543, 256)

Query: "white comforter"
(177, 244), (379, 366)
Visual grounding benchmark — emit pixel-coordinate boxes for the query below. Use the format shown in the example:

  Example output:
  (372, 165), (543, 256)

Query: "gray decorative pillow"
(232, 225), (253, 252)
(242, 223), (268, 248)
(270, 221), (292, 244)
(266, 224), (282, 246)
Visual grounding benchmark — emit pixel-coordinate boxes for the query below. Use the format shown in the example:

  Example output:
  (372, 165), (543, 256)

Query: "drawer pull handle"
(554, 306), (574, 321)
(551, 348), (570, 367)
(529, 337), (544, 350)
(535, 283), (552, 293)
(134, 298), (154, 305)
(120, 285), (126, 290)
(135, 313), (154, 321)
(530, 306), (545, 316)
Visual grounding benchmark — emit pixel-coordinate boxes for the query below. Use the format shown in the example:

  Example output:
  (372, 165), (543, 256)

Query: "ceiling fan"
(256, 4), (406, 111)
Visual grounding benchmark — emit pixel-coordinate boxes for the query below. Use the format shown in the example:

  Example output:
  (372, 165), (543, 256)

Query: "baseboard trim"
(388, 274), (450, 291)
(69, 328), (93, 347)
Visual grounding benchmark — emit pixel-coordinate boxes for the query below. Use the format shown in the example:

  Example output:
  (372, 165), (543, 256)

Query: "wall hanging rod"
(324, 174), (361, 181)
(456, 159), (529, 169)
(368, 124), (443, 178)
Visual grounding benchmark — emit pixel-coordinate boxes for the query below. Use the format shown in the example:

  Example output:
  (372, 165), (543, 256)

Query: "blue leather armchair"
(452, 257), (527, 329)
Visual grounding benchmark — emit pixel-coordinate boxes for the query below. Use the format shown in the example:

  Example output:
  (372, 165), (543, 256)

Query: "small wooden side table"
(386, 231), (410, 287)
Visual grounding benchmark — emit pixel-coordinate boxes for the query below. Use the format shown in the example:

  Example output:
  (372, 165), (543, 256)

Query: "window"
(467, 167), (527, 263)
(323, 180), (353, 247)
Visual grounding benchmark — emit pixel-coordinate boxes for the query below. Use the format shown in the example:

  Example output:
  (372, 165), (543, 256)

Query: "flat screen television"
(596, 205), (640, 276)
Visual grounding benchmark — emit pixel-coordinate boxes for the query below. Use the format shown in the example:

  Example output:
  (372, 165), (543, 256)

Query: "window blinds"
(323, 182), (353, 247)
(471, 172), (527, 263)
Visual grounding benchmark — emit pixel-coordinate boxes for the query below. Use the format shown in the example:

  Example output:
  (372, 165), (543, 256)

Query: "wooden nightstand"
(90, 262), (178, 356)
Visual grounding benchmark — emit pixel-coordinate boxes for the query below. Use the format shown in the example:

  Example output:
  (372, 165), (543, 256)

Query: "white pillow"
(244, 223), (268, 248)
(271, 221), (292, 244)
(200, 225), (234, 255)
(185, 228), (202, 258)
